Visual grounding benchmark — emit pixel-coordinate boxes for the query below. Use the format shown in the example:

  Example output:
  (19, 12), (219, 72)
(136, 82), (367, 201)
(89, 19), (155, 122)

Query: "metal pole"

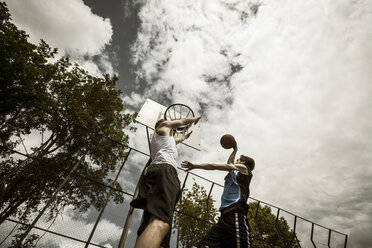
(275, 208), (280, 225)
(254, 201), (260, 220)
(294, 215), (297, 233)
(274, 208), (286, 247)
(118, 158), (152, 248)
(310, 223), (317, 248)
(344, 234), (348, 248)
(118, 127), (152, 248)
(180, 172), (190, 198)
(176, 172), (189, 248)
(206, 183), (214, 228)
(327, 229), (332, 248)
(84, 149), (131, 247)
(293, 215), (302, 247)
(14, 155), (85, 248)
(146, 127), (152, 158)
(253, 201), (265, 247)
(119, 203), (136, 248)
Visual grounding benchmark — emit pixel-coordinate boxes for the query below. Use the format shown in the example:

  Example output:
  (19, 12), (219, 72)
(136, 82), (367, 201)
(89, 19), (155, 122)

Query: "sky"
(3, 0), (372, 247)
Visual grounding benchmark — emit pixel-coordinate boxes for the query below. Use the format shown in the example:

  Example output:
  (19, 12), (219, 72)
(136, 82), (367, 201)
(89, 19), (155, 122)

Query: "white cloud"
(122, 93), (147, 109)
(26, 206), (123, 247)
(5, 0), (115, 76)
(130, 0), (372, 246)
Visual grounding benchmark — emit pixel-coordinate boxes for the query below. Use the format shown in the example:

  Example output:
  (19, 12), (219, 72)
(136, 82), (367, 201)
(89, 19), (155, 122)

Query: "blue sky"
(4, 0), (372, 247)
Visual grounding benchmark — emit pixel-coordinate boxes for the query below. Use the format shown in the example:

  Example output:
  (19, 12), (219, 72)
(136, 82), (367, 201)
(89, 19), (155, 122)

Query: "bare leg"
(134, 216), (170, 248)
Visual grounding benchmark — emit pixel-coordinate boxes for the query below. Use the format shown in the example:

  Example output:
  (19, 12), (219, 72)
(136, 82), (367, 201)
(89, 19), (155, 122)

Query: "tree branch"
(43, 133), (71, 155)
(19, 137), (29, 155)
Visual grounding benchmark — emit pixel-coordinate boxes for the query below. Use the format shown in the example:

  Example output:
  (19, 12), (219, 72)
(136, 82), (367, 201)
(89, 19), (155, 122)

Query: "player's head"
(155, 119), (166, 129)
(238, 155), (255, 171)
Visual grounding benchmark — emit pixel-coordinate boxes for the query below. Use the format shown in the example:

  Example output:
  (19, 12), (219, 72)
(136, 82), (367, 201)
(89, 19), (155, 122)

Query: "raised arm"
(227, 142), (238, 164)
(174, 131), (193, 144)
(165, 116), (201, 129)
(181, 161), (248, 175)
(156, 116), (201, 137)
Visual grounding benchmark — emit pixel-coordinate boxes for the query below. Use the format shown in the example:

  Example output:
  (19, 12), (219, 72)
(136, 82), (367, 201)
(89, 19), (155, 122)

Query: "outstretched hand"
(181, 161), (195, 171)
(194, 115), (202, 125)
(233, 140), (237, 150)
(185, 131), (193, 140)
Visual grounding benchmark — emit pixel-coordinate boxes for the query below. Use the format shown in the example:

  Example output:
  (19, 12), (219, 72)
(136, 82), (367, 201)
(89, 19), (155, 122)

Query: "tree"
(0, 2), (135, 245)
(248, 202), (301, 248)
(173, 181), (219, 248)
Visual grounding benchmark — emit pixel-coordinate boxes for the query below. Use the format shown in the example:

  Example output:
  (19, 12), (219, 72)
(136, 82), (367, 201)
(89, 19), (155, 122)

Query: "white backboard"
(136, 99), (201, 151)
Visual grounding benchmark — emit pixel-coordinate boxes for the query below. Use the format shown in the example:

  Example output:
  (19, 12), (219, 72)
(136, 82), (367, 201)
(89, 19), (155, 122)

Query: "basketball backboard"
(136, 99), (201, 151)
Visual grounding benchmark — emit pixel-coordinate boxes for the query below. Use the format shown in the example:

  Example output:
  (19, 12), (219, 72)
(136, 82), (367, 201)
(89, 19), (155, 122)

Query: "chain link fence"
(1, 105), (348, 247)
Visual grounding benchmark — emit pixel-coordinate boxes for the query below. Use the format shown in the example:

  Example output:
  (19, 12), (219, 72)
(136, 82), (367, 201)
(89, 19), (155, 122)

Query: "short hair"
(240, 155), (255, 171)
(155, 119), (165, 129)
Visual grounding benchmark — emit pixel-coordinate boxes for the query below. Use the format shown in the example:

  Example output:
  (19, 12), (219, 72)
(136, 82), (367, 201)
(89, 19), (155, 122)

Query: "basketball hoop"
(164, 103), (194, 135)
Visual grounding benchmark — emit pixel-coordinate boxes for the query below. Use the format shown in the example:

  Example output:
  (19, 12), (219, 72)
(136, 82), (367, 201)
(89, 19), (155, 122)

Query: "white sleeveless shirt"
(150, 132), (178, 168)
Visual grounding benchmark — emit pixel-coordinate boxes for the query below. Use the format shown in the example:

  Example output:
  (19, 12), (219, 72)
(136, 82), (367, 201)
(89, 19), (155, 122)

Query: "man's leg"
(134, 216), (170, 248)
(220, 210), (252, 248)
(193, 219), (224, 248)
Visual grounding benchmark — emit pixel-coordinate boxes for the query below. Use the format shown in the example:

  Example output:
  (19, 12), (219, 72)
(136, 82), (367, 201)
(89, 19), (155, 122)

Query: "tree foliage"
(248, 202), (301, 248)
(173, 181), (219, 248)
(0, 2), (135, 244)
(173, 179), (301, 248)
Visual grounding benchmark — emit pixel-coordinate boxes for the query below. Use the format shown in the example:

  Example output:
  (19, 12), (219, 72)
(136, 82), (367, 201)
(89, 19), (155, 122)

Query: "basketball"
(220, 134), (236, 149)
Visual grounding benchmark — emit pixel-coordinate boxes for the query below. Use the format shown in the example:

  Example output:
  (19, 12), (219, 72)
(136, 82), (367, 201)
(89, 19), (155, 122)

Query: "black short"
(130, 163), (181, 248)
(194, 208), (252, 248)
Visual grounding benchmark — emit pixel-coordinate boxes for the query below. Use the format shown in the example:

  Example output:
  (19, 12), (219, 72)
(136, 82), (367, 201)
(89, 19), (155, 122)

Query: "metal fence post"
(274, 208), (286, 247)
(84, 149), (131, 247)
(310, 223), (317, 248)
(206, 183), (214, 228)
(344, 234), (348, 248)
(293, 215), (301, 247)
(327, 229), (332, 248)
(253, 201), (265, 247)
(176, 171), (190, 248)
